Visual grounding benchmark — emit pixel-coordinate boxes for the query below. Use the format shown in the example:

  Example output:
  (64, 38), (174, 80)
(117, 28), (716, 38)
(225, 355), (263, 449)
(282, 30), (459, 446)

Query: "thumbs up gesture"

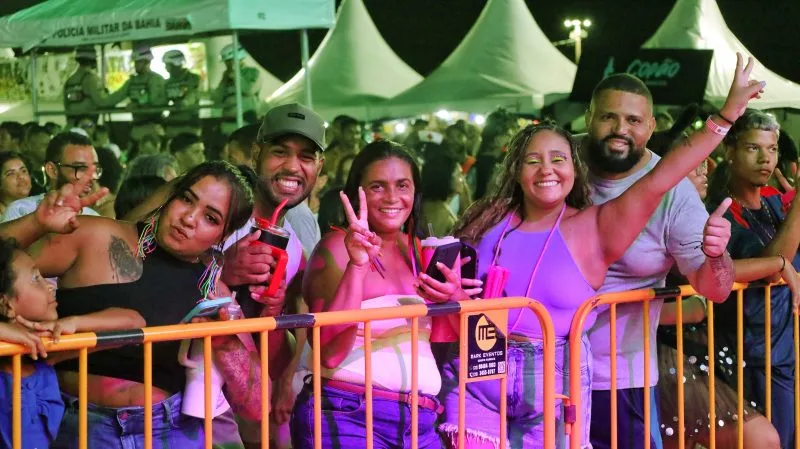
(703, 198), (733, 258)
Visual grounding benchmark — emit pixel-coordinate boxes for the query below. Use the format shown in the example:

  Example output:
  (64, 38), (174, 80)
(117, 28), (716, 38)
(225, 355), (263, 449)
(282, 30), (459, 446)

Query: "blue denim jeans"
(747, 364), (795, 449)
(290, 383), (442, 449)
(590, 388), (663, 449)
(438, 336), (592, 449)
(52, 392), (204, 449)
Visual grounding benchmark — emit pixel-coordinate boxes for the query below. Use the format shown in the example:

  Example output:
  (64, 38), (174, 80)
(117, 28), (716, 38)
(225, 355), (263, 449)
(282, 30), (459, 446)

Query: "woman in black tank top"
(0, 161), (271, 449)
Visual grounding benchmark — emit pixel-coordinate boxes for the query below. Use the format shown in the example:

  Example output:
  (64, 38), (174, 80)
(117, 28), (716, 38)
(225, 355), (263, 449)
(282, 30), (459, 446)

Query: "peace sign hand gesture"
(721, 52), (766, 121)
(340, 187), (382, 267)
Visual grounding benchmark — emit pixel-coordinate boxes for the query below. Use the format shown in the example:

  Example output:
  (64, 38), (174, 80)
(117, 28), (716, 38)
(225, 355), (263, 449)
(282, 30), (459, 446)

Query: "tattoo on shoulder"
(108, 236), (143, 283)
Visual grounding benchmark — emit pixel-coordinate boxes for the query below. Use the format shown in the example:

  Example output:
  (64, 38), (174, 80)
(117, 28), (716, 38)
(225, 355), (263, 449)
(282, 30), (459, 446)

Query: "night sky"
(2, 0), (799, 84)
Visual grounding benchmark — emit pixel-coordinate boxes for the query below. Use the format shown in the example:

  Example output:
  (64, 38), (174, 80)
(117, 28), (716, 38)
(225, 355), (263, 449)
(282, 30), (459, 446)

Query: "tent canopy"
(0, 0), (335, 49)
(643, 0), (800, 109)
(374, 0), (576, 118)
(267, 0), (421, 121)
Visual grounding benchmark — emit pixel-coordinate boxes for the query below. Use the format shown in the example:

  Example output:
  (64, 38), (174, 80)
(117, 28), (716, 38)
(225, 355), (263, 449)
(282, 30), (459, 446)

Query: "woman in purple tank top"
(436, 56), (764, 449)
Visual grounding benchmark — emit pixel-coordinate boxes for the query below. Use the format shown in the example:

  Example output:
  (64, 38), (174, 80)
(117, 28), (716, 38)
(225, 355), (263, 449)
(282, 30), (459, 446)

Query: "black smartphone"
(460, 242), (477, 280)
(425, 241), (463, 283)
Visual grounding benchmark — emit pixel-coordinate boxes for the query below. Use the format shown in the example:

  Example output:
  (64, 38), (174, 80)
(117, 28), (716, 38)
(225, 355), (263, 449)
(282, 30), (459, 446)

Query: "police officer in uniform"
(163, 49), (201, 137)
(212, 44), (261, 135)
(63, 46), (107, 127)
(105, 46), (166, 142)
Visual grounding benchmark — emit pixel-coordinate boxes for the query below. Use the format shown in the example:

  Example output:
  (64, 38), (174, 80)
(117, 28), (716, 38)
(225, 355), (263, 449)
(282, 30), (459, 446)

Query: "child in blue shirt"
(0, 238), (144, 448)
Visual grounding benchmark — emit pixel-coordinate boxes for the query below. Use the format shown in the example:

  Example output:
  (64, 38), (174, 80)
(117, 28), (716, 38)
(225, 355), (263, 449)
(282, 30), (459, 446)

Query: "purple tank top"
(476, 215), (597, 338)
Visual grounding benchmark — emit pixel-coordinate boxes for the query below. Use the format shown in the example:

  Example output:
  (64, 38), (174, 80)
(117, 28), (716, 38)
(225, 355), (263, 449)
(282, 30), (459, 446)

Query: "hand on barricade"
(415, 256), (483, 303)
(221, 230), (277, 287)
(720, 53), (765, 121)
(702, 198), (732, 258)
(779, 261), (800, 313)
(340, 187), (382, 268)
(0, 321), (46, 360)
(15, 316), (78, 343)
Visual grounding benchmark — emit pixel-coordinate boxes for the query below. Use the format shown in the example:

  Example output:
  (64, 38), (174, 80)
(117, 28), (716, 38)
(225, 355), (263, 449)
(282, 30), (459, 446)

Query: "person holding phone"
(437, 55), (764, 449)
(0, 161), (288, 449)
(292, 140), (482, 449)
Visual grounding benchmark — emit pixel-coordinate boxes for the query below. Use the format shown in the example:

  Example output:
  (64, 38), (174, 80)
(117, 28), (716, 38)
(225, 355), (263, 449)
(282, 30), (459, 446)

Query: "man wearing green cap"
(163, 49), (201, 137)
(63, 46), (107, 127)
(213, 44), (262, 135)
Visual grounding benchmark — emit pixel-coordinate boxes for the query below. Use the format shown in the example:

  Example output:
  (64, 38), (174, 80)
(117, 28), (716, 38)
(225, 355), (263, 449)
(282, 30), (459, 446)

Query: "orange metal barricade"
(0, 297), (557, 449)
(567, 281), (796, 449)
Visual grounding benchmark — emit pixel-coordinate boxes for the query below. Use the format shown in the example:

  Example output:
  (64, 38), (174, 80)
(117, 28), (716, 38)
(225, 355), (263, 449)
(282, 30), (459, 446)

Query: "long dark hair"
(341, 140), (423, 237)
(162, 161), (254, 242)
(454, 123), (592, 245)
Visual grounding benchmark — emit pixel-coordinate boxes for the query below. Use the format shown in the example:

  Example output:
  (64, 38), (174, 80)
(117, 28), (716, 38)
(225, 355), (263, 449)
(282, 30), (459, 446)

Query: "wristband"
(716, 111), (736, 126)
(705, 116), (730, 136)
(779, 253), (787, 272)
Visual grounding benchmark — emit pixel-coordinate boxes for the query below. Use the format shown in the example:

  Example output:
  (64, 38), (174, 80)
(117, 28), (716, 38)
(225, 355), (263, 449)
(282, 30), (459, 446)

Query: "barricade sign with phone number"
(466, 312), (507, 379)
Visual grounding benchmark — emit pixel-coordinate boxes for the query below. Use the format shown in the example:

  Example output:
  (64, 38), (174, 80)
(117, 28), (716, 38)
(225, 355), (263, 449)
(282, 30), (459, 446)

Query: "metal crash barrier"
(568, 281), (799, 449)
(0, 297), (556, 449)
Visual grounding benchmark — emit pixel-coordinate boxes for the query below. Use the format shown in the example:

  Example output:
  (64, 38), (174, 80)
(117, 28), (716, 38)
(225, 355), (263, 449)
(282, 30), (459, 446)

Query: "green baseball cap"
(257, 103), (326, 152)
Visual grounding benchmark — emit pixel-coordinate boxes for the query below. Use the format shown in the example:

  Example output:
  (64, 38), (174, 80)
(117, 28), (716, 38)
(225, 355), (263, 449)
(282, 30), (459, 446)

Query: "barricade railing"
(567, 281), (797, 449)
(0, 296), (556, 449)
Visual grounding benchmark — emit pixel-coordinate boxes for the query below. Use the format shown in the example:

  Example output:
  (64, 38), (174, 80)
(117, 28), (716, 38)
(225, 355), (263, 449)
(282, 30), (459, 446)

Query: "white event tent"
(643, 0), (800, 109)
(267, 0), (422, 121)
(375, 0), (577, 118)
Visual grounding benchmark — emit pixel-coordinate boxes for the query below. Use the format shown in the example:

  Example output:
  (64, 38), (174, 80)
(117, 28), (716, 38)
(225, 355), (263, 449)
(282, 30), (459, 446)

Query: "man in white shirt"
(219, 103), (326, 448)
(3, 131), (101, 222)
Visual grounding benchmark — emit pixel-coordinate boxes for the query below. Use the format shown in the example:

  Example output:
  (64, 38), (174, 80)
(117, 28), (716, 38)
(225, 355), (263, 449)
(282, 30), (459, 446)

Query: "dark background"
(2, 0), (799, 83)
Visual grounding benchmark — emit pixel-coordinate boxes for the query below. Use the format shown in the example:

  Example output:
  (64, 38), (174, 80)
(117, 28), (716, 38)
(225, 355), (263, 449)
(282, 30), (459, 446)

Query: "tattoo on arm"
(709, 252), (735, 292)
(108, 236), (143, 283)
(213, 338), (262, 419)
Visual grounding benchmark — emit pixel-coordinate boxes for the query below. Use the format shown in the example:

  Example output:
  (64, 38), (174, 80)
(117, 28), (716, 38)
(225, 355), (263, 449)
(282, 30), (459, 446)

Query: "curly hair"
(454, 123), (592, 245)
(0, 238), (19, 319)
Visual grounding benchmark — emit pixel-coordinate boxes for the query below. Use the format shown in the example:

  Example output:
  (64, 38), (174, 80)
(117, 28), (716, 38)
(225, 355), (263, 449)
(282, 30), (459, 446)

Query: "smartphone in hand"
(181, 297), (233, 323)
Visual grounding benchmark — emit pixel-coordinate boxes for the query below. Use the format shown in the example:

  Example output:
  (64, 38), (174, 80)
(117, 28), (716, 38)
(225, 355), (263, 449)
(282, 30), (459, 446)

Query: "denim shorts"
(52, 392), (204, 449)
(438, 335), (592, 449)
(290, 383), (442, 449)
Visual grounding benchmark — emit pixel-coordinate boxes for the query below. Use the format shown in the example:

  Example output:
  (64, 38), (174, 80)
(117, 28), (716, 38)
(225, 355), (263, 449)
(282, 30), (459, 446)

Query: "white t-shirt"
(2, 193), (99, 222)
(284, 202), (321, 258)
(184, 217), (304, 418)
(587, 151), (708, 390)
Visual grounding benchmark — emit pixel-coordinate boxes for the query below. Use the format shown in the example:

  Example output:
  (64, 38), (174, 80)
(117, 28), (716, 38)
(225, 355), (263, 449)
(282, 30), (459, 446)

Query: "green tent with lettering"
(0, 0), (334, 49)
(0, 0), (335, 124)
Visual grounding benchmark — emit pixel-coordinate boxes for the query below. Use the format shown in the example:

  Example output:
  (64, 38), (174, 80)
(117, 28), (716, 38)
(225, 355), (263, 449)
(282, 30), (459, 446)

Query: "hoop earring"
(136, 214), (159, 259)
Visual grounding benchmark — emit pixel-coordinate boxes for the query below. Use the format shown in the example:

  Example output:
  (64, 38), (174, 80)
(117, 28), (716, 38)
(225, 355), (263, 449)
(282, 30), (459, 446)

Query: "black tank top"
(56, 226), (205, 393)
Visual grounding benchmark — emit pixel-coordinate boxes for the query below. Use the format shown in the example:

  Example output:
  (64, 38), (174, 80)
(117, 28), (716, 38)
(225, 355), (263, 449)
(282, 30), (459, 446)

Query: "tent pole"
(99, 45), (106, 124)
(30, 50), (39, 122)
(232, 31), (244, 128)
(301, 29), (312, 108)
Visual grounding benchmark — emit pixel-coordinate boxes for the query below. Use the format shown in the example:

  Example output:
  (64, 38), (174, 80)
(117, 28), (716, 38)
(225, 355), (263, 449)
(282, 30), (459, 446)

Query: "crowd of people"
(0, 49), (795, 449)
